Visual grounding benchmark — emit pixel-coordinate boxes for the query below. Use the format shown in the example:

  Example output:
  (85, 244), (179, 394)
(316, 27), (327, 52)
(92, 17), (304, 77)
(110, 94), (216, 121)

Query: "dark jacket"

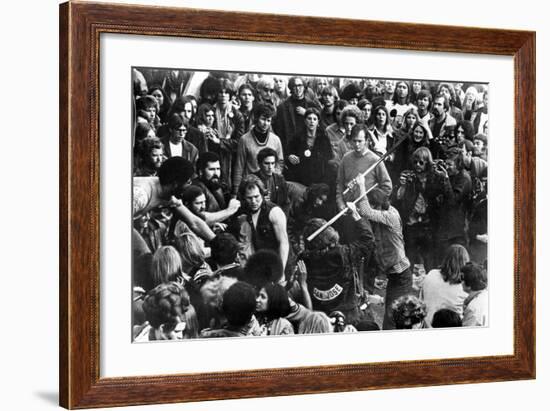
(253, 171), (290, 214)
(286, 129), (335, 186)
(273, 96), (320, 153)
(301, 218), (375, 316)
(230, 201), (280, 253)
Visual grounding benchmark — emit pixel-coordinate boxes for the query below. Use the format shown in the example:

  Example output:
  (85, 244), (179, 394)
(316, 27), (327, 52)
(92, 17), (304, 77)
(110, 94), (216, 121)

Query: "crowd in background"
(131, 68), (489, 341)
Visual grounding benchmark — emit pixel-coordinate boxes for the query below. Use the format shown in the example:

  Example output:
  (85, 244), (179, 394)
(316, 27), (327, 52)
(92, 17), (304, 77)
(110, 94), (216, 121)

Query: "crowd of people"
(131, 68), (489, 341)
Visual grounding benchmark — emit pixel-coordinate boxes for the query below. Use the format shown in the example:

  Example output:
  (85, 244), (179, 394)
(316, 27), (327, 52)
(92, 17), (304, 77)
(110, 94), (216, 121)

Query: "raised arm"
(172, 201), (215, 241)
(203, 198), (241, 225)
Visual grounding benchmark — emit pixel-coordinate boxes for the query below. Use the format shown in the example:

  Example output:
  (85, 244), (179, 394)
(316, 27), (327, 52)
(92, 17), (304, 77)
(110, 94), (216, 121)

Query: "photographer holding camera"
(392, 147), (449, 271)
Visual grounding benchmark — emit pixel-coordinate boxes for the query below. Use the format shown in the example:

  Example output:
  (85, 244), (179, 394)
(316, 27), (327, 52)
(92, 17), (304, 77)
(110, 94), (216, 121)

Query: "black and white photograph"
(131, 68), (489, 341)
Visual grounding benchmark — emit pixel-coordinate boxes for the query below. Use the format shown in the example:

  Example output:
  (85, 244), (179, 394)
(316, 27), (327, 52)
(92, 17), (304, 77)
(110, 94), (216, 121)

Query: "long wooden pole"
(306, 183), (378, 243)
(342, 135), (407, 196)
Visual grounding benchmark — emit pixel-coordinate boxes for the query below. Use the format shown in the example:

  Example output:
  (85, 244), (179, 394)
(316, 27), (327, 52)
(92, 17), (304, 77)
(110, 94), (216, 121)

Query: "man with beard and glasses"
(192, 152), (228, 212)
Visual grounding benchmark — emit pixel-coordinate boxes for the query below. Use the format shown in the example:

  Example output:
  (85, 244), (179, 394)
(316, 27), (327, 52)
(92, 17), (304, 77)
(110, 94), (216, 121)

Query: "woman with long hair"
(367, 105), (393, 156)
(255, 283), (294, 336)
(418, 244), (470, 326)
(149, 86), (171, 124)
(286, 107), (335, 188)
(298, 311), (333, 334)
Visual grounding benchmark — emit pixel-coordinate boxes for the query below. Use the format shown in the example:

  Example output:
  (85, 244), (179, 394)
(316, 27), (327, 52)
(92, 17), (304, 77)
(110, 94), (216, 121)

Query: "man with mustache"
(429, 93), (457, 159)
(192, 152), (227, 212)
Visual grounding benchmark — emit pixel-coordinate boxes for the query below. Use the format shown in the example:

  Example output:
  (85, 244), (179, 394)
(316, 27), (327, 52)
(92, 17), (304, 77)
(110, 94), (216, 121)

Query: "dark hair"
(432, 308), (462, 328)
(257, 147), (279, 164)
(391, 80), (410, 104)
(357, 98), (372, 111)
(288, 76), (305, 90)
(391, 295), (427, 329)
(304, 107), (321, 120)
(262, 283), (291, 321)
(367, 187), (390, 210)
(149, 86), (170, 110)
(138, 136), (164, 158)
(210, 233), (240, 266)
(157, 157), (194, 188)
(340, 82), (362, 102)
(214, 77), (236, 97)
(196, 151), (221, 173)
(243, 249), (283, 290)
(253, 103), (275, 120)
(238, 174), (267, 200)
(168, 96), (194, 119)
(410, 122), (430, 145)
(437, 82), (459, 108)
(142, 282), (190, 330)
(134, 122), (155, 143)
(303, 183), (330, 208)
(373, 105), (390, 132)
(334, 99), (349, 111)
(180, 185), (204, 206)
(350, 123), (369, 140)
(238, 83), (256, 97)
(222, 281), (257, 327)
(433, 93), (450, 111)
(355, 320), (380, 331)
(444, 146), (465, 171)
(303, 218), (340, 251)
(416, 89), (433, 107)
(461, 262), (487, 291)
(440, 244), (470, 284)
(196, 103), (215, 126)
(167, 113), (190, 130)
(320, 85), (339, 99)
(473, 133), (488, 146)
(136, 95), (158, 112)
(455, 120), (475, 142)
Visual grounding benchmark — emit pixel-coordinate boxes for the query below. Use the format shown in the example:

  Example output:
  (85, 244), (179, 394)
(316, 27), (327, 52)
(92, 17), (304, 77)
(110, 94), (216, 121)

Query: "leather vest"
(249, 201), (279, 252)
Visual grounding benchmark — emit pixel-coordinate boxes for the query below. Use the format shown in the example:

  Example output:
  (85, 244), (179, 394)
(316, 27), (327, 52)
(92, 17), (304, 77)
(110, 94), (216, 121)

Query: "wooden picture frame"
(59, 1), (535, 408)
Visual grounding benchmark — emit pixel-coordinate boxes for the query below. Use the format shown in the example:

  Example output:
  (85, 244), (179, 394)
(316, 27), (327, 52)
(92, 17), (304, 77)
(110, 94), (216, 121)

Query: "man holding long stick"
(336, 124), (393, 213)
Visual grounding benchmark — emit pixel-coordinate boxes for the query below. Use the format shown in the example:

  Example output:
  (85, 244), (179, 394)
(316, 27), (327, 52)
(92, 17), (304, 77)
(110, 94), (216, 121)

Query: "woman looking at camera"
(286, 107), (335, 188)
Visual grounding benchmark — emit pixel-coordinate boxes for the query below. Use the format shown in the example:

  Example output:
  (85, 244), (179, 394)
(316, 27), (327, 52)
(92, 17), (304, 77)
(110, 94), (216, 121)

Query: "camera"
(433, 159), (447, 171)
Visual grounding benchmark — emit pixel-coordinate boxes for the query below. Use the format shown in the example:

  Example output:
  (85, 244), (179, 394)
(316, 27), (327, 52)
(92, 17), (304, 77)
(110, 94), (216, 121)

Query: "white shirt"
(169, 141), (183, 157)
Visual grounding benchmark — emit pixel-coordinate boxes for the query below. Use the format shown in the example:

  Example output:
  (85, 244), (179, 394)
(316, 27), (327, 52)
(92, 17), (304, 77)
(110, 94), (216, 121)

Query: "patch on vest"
(313, 284), (344, 301)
